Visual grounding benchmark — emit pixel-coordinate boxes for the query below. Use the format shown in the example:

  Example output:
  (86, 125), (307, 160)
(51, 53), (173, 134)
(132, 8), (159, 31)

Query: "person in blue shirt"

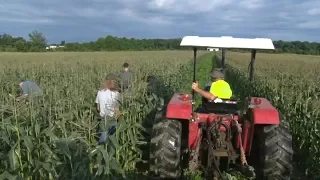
(16, 80), (42, 102)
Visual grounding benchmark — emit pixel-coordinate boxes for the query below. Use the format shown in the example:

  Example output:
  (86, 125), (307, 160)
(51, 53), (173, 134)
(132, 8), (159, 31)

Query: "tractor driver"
(191, 68), (232, 102)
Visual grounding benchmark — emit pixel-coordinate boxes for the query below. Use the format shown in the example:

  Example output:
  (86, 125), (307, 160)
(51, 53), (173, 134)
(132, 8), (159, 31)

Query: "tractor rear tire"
(257, 123), (293, 180)
(149, 113), (182, 179)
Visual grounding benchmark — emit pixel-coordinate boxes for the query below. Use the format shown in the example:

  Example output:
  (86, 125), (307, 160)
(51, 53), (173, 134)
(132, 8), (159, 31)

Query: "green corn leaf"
(21, 136), (34, 152)
(55, 140), (71, 159)
(8, 143), (18, 171)
(0, 171), (18, 180)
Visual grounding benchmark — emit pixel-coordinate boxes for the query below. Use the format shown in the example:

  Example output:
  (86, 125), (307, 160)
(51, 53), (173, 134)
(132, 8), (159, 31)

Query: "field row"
(222, 51), (320, 178)
(226, 52), (320, 107)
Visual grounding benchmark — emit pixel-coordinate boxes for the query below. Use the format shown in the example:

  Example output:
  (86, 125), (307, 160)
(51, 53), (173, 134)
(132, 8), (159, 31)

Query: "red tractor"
(149, 36), (293, 180)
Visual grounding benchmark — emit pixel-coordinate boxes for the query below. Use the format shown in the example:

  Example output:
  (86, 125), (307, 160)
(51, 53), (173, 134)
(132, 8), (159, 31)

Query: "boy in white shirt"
(95, 73), (120, 144)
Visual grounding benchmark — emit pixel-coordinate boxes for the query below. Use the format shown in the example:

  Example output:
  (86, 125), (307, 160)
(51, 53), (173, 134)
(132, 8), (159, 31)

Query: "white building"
(207, 47), (219, 52)
(46, 45), (65, 50)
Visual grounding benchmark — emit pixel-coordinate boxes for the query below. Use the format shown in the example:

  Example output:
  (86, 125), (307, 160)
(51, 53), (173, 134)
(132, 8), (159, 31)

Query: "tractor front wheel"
(149, 115), (182, 179)
(256, 123), (293, 180)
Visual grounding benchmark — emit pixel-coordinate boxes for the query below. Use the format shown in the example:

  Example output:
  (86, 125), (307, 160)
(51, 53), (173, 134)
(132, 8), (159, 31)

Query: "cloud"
(0, 0), (319, 43)
(298, 21), (320, 29)
(307, 8), (320, 16)
(0, 17), (53, 24)
(239, 0), (265, 9)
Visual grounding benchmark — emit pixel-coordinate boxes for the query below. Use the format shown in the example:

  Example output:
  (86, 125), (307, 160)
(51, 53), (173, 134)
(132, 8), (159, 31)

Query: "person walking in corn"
(95, 73), (121, 145)
(119, 62), (134, 92)
(16, 80), (42, 103)
(192, 68), (232, 102)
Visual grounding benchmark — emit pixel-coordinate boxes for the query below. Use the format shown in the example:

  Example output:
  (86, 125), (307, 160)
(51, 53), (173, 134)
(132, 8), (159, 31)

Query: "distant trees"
(273, 40), (320, 55)
(0, 31), (47, 52)
(62, 36), (186, 52)
(28, 31), (47, 52)
(0, 31), (320, 55)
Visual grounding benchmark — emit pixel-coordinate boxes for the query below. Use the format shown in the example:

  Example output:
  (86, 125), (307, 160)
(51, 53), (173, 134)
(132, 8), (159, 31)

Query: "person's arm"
(16, 94), (28, 102)
(119, 72), (124, 88)
(115, 107), (121, 119)
(194, 87), (216, 101)
(114, 93), (121, 119)
(97, 104), (100, 112)
(192, 81), (217, 101)
(16, 84), (29, 101)
(95, 91), (100, 112)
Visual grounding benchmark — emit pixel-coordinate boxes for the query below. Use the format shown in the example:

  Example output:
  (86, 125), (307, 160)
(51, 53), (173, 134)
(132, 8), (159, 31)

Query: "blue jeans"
(98, 125), (116, 144)
(97, 116), (117, 145)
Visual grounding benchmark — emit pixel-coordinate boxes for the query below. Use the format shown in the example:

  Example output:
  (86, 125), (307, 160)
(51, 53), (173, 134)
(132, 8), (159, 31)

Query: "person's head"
(123, 63), (129, 71)
(209, 68), (224, 82)
(103, 73), (118, 91)
(18, 80), (25, 88)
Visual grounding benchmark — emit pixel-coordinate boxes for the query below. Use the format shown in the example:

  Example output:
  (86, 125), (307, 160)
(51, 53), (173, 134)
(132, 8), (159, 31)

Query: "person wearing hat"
(95, 73), (120, 144)
(192, 68), (232, 102)
(119, 62), (134, 91)
(16, 80), (42, 102)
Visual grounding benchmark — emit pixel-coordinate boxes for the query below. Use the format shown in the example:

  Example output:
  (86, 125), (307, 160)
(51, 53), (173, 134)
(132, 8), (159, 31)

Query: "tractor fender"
(249, 97), (280, 125)
(166, 93), (192, 120)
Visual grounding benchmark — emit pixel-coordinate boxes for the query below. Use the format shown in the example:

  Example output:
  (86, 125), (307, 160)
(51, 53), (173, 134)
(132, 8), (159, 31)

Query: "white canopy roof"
(180, 36), (275, 50)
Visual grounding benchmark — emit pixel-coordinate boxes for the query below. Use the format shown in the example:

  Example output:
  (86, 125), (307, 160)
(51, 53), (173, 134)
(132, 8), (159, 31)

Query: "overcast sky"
(1, 0), (319, 43)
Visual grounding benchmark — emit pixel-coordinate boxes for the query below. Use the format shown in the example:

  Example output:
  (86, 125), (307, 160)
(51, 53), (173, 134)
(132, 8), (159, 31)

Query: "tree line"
(1, 31), (320, 55)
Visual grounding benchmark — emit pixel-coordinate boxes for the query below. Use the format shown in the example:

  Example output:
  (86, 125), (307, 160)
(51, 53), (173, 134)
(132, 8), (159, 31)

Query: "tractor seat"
(203, 98), (238, 114)
(202, 94), (238, 104)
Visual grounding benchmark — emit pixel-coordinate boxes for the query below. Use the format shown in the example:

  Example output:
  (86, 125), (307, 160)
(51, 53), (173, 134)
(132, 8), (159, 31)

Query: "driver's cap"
(209, 68), (224, 79)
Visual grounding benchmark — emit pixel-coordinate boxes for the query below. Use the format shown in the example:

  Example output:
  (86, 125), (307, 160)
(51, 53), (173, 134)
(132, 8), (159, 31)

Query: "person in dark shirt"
(119, 63), (134, 91)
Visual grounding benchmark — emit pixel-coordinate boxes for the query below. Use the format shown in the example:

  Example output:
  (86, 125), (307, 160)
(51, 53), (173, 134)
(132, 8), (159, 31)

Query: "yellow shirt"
(209, 80), (232, 99)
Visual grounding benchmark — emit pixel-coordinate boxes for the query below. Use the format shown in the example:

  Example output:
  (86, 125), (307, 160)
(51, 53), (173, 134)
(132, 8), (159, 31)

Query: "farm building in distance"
(46, 45), (65, 50)
(207, 47), (219, 51)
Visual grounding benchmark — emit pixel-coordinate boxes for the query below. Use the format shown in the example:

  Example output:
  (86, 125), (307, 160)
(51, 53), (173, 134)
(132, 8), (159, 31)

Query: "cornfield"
(0, 51), (207, 180)
(220, 51), (320, 178)
(1, 50), (318, 179)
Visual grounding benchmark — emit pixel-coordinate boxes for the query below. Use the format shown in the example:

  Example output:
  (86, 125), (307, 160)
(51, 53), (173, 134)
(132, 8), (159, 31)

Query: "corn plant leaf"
(55, 140), (71, 159)
(34, 160), (51, 172)
(108, 135), (119, 149)
(133, 123), (146, 132)
(21, 136), (34, 152)
(40, 142), (60, 161)
(43, 129), (59, 141)
(136, 141), (147, 145)
(97, 146), (110, 175)
(34, 122), (40, 136)
(0, 171), (18, 180)
(8, 143), (18, 171)
(110, 158), (125, 176)
(128, 128), (136, 147)
(68, 131), (81, 139)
